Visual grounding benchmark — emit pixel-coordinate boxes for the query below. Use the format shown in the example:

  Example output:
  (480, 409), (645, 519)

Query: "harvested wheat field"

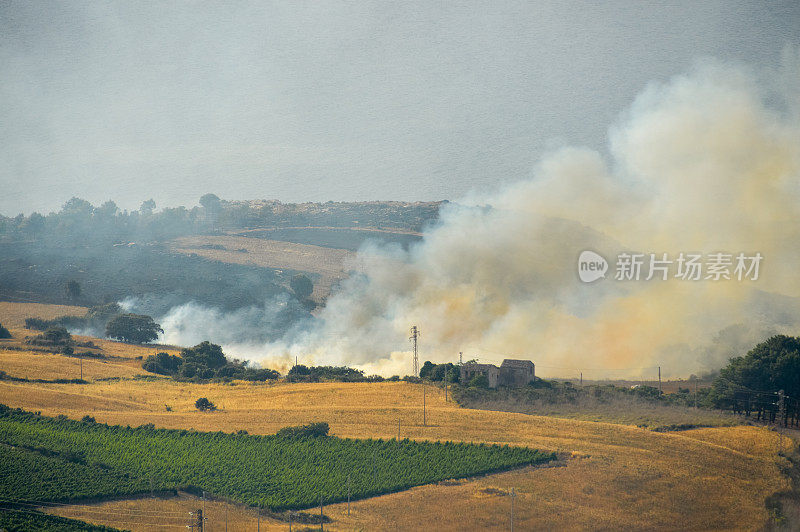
(0, 301), (87, 329)
(0, 377), (791, 531)
(168, 234), (354, 299)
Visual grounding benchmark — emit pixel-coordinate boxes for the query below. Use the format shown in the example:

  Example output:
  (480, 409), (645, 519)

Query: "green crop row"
(0, 405), (554, 510)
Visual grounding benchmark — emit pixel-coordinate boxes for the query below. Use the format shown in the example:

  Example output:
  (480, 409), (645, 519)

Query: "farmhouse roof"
(500, 359), (534, 369)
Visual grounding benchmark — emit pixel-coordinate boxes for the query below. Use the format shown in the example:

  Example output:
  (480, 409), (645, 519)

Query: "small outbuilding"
(460, 362), (500, 388)
(499, 359), (535, 387)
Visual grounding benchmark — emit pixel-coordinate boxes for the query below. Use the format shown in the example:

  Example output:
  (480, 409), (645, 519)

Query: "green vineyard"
(0, 405), (554, 511)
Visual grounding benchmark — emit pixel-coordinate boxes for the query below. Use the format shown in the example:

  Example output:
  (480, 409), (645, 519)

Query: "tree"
(143, 352), (183, 375)
(712, 335), (800, 405)
(290, 274), (313, 300)
(0, 322), (10, 339)
(139, 199), (156, 216)
(181, 341), (227, 369)
(65, 280), (81, 301)
(195, 397), (216, 411)
(419, 361), (436, 379)
(199, 193), (221, 211)
(105, 313), (163, 344)
(199, 194), (222, 230)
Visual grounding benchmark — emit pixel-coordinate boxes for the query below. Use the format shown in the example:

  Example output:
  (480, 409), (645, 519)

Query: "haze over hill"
(2, 1), (799, 214)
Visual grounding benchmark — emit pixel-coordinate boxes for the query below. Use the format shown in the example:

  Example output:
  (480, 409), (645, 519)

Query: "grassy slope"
(168, 234), (354, 300)
(453, 383), (738, 431)
(0, 302), (793, 530)
(0, 378), (789, 530)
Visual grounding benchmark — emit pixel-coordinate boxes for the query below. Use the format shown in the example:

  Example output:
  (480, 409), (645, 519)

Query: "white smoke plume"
(161, 51), (800, 378)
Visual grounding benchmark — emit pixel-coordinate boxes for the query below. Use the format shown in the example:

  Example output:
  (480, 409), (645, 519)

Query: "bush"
(195, 398), (216, 412)
(142, 342), (279, 382)
(287, 365), (365, 383)
(290, 274), (313, 300)
(26, 327), (73, 347)
(0, 323), (10, 339)
(469, 374), (490, 389)
(143, 352), (184, 375)
(277, 422), (329, 438)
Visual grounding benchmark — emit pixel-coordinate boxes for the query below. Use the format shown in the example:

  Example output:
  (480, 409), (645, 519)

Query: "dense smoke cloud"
(159, 53), (800, 378)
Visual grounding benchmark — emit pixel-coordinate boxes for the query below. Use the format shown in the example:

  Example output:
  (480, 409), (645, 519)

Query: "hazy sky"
(1, 1), (798, 215)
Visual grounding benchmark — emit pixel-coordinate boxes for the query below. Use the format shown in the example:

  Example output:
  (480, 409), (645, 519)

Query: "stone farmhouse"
(460, 359), (535, 388)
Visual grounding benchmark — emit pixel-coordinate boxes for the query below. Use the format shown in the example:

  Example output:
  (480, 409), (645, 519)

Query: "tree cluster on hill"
(0, 195), (442, 245)
(419, 361), (460, 383)
(25, 303), (123, 333)
(710, 334), (800, 406)
(286, 364), (384, 383)
(142, 341), (279, 382)
(24, 305), (163, 345)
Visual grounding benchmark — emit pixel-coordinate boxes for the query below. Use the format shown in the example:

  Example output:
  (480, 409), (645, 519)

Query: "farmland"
(0, 376), (792, 530)
(0, 302), (795, 530)
(0, 406), (552, 511)
(167, 235), (354, 301)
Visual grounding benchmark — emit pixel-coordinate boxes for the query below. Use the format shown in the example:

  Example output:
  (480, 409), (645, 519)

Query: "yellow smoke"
(260, 52), (800, 378)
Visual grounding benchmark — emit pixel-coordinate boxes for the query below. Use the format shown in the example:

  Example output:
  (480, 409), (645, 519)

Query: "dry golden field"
(0, 302), (794, 530)
(0, 302), (181, 381)
(0, 378), (789, 531)
(168, 234), (355, 300)
(0, 301), (87, 328)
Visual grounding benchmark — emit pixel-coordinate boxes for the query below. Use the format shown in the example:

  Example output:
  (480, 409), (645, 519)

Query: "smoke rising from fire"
(161, 52), (800, 378)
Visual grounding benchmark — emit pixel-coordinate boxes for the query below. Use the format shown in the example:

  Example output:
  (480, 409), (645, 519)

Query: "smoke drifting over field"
(159, 53), (800, 378)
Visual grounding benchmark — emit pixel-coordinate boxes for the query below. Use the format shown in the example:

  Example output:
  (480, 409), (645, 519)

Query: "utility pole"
(189, 509), (203, 531)
(409, 326), (420, 376)
(658, 366), (662, 394)
(510, 487), (516, 532)
(289, 512), (293, 532)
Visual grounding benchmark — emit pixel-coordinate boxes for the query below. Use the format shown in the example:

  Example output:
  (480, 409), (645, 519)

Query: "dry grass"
(0, 350), (145, 381)
(0, 301), (87, 328)
(0, 306), (789, 530)
(0, 301), (180, 381)
(168, 235), (354, 299)
(0, 379), (787, 530)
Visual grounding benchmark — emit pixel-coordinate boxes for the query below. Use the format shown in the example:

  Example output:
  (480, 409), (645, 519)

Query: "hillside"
(0, 303), (795, 530)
